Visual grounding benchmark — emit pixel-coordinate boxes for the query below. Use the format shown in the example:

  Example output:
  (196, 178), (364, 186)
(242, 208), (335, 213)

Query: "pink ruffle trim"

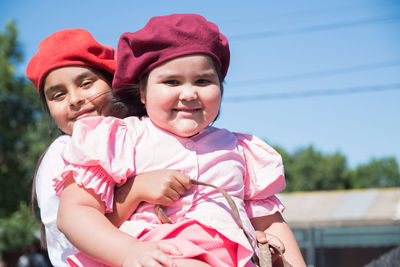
(53, 165), (116, 212)
(245, 195), (285, 218)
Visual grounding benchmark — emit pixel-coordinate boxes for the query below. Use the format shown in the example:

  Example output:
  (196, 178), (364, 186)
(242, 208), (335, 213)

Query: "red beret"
(26, 28), (116, 93)
(113, 13), (230, 91)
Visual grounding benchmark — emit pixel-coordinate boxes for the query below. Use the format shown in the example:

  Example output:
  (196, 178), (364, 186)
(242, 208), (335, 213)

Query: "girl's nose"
(69, 90), (86, 107)
(179, 85), (198, 101)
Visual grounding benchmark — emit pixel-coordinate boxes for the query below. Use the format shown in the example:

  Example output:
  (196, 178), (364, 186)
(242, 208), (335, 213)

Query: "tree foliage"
(0, 21), (58, 217)
(0, 203), (40, 253)
(0, 21), (37, 216)
(274, 145), (400, 192)
(347, 157), (400, 188)
(0, 21), (57, 254)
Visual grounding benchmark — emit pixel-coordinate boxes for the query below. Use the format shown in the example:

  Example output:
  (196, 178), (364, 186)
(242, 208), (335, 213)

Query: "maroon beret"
(113, 13), (230, 91)
(26, 28), (116, 93)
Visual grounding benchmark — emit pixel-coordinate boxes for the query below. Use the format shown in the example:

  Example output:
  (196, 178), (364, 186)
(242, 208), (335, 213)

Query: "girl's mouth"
(173, 108), (200, 115)
(71, 109), (96, 121)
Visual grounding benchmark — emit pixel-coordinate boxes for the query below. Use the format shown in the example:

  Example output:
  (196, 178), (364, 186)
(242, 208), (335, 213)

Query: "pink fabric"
(55, 116), (286, 266)
(66, 255), (108, 267)
(134, 220), (239, 266)
(68, 220), (243, 267)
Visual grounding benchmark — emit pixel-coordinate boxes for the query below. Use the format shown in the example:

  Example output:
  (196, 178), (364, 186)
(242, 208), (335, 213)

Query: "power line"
(228, 60), (400, 87)
(22, 14), (400, 49)
(224, 83), (400, 102)
(229, 16), (400, 41)
(221, 2), (398, 25)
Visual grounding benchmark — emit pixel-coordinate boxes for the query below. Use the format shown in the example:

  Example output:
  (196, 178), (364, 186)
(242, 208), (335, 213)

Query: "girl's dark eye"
(81, 80), (94, 88)
(51, 91), (65, 100)
(163, 80), (179, 85)
(196, 79), (211, 85)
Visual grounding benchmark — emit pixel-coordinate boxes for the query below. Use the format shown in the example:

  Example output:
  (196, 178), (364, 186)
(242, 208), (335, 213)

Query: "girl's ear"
(139, 87), (146, 105)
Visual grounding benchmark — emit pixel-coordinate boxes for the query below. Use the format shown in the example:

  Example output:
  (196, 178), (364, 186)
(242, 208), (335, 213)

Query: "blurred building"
(279, 187), (400, 267)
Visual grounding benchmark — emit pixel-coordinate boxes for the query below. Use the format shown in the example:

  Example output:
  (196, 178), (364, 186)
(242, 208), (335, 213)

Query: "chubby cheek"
(205, 91), (222, 118)
(148, 90), (175, 112)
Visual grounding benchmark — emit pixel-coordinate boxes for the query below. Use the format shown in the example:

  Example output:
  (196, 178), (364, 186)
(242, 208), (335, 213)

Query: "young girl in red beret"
(27, 28), (191, 267)
(55, 14), (305, 267)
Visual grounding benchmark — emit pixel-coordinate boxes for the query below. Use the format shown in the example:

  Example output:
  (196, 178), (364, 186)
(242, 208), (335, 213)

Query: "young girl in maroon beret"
(27, 28), (192, 267)
(55, 14), (305, 267)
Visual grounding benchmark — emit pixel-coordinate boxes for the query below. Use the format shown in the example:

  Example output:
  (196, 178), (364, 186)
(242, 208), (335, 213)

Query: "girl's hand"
(132, 169), (192, 206)
(255, 230), (285, 264)
(251, 213), (306, 266)
(109, 169), (191, 227)
(122, 241), (181, 267)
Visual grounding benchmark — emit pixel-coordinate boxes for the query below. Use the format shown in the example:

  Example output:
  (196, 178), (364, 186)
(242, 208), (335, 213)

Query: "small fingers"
(255, 230), (268, 243)
(157, 187), (181, 205)
(255, 231), (285, 254)
(158, 241), (182, 256)
(172, 171), (192, 190)
(171, 184), (186, 197)
(138, 253), (171, 267)
(265, 233), (285, 254)
(160, 173), (189, 197)
(166, 187), (182, 201)
(137, 257), (163, 267)
(156, 196), (175, 206)
(133, 243), (178, 267)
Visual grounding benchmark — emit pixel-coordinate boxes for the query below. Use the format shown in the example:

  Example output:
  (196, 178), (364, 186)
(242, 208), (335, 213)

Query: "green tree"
(0, 203), (40, 254)
(348, 157), (400, 188)
(275, 145), (350, 192)
(0, 21), (57, 257)
(274, 144), (400, 191)
(0, 21), (43, 216)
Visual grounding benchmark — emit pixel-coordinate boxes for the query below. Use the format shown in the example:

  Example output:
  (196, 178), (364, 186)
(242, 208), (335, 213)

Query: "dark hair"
(31, 144), (52, 249)
(107, 77), (147, 118)
(211, 58), (224, 122)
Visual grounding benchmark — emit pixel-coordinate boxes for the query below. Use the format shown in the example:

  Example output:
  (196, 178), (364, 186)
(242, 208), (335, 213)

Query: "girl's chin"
(174, 130), (200, 138)
(171, 122), (202, 137)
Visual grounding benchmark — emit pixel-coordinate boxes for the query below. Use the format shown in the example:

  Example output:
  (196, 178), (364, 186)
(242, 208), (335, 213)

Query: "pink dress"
(54, 116), (286, 267)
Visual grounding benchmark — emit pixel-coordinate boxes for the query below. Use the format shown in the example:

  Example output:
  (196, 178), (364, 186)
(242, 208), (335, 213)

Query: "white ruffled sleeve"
(53, 116), (136, 212)
(234, 133), (286, 219)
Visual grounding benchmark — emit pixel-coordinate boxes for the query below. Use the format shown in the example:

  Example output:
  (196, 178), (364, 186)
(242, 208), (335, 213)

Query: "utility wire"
(228, 60), (400, 87)
(224, 83), (400, 102)
(221, 1), (398, 24)
(24, 14), (400, 49)
(229, 15), (400, 41)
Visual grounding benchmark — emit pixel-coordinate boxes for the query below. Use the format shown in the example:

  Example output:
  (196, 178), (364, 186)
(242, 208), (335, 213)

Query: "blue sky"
(1, 0), (399, 168)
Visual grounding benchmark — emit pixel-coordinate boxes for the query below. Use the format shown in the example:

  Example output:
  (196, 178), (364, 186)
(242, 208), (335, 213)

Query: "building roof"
(278, 187), (400, 229)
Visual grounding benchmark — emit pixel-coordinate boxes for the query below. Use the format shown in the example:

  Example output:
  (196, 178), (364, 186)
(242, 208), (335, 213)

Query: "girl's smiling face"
(141, 54), (222, 138)
(43, 66), (112, 135)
